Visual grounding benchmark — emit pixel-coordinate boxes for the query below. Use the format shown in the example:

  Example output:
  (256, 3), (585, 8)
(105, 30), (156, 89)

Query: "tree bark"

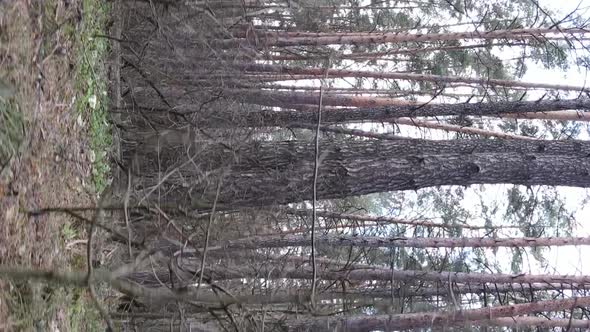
(341, 282), (590, 299)
(182, 138), (590, 207)
(285, 208), (516, 230)
(482, 317), (590, 329)
(188, 98), (590, 127)
(501, 110), (590, 121)
(217, 27), (588, 49)
(258, 42), (531, 61)
(393, 117), (539, 140)
(195, 265), (590, 285)
(237, 64), (590, 92)
(215, 233), (590, 250)
(283, 296), (590, 331)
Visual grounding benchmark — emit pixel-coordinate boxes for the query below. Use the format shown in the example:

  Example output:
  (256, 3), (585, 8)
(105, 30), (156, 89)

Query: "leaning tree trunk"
(171, 138), (590, 208)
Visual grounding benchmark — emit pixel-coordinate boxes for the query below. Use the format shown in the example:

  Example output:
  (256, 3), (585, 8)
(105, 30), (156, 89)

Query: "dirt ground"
(0, 0), (104, 330)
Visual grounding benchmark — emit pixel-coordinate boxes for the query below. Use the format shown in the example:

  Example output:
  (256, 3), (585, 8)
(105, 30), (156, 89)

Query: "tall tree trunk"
(482, 317), (590, 329)
(282, 296), (590, 331)
(237, 64), (590, 92)
(214, 233), (590, 250)
(189, 265), (590, 285)
(339, 282), (590, 299)
(259, 42), (531, 61)
(188, 98), (590, 127)
(178, 138), (590, 207)
(501, 110), (590, 121)
(393, 117), (539, 140)
(217, 27), (588, 49)
(285, 209), (518, 230)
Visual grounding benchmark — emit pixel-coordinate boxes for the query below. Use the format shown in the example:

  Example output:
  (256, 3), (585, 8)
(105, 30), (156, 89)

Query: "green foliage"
(530, 41), (570, 71)
(505, 186), (575, 238)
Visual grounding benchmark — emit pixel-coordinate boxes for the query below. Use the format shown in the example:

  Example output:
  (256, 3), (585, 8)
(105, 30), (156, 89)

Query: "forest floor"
(0, 0), (112, 330)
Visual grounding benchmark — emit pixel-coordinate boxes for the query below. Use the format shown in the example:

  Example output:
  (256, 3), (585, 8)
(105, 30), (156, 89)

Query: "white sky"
(523, 0), (590, 275)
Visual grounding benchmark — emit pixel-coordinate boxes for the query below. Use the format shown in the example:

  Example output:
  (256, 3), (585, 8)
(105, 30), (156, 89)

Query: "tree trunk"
(285, 208), (518, 230)
(282, 296), (590, 331)
(259, 42), (531, 61)
(482, 317), (590, 329)
(217, 27), (588, 49)
(188, 98), (590, 127)
(501, 110), (590, 121)
(237, 64), (590, 92)
(195, 265), (590, 285)
(180, 138), (590, 207)
(340, 282), (590, 299)
(393, 117), (539, 140)
(215, 233), (590, 250)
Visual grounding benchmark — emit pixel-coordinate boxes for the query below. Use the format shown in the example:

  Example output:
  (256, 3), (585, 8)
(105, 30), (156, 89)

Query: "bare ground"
(0, 0), (103, 330)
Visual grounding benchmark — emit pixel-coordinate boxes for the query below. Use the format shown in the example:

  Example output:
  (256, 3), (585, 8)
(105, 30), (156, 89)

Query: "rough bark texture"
(283, 296), (590, 331)
(193, 97), (590, 127)
(218, 27), (588, 49)
(501, 110), (590, 121)
(341, 282), (590, 298)
(286, 209), (520, 230)
(216, 233), (590, 250)
(483, 317), (590, 329)
(197, 138), (590, 207)
(237, 64), (590, 92)
(197, 265), (590, 285)
(393, 117), (539, 140)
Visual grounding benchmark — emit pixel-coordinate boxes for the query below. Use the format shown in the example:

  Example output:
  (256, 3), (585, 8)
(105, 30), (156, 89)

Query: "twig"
(124, 166), (133, 258)
(65, 239), (88, 250)
(28, 207), (142, 247)
(310, 71), (328, 308)
(196, 175), (224, 300)
(86, 194), (115, 331)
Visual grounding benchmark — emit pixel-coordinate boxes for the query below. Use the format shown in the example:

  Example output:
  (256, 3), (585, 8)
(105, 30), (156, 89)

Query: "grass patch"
(5, 283), (103, 332)
(0, 94), (24, 169)
(64, 289), (104, 332)
(74, 0), (112, 193)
